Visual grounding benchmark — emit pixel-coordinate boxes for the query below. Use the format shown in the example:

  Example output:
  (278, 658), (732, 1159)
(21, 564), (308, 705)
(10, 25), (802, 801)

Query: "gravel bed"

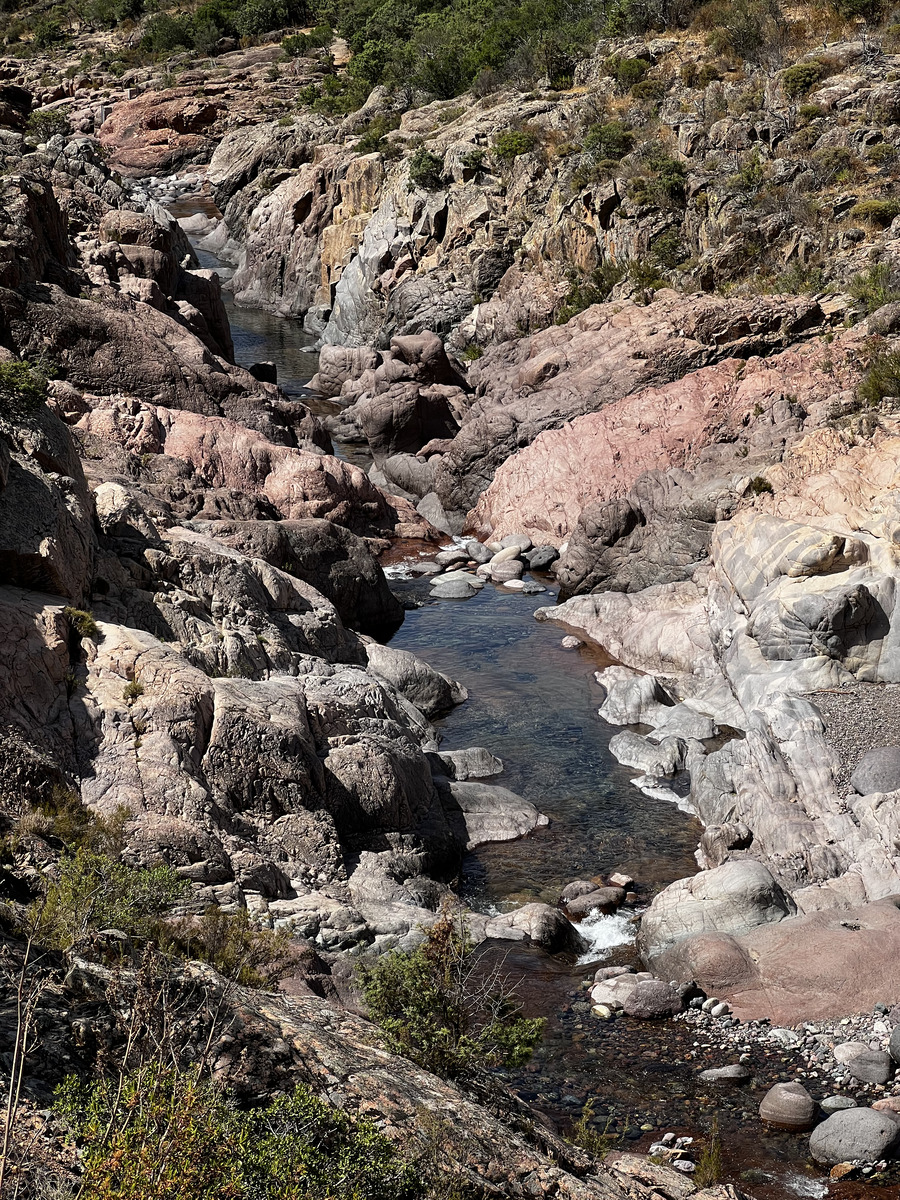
(810, 682), (900, 793)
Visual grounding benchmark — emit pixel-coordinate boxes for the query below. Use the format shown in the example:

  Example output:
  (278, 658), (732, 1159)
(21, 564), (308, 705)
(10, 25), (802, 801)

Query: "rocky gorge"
(7, 1), (900, 1194)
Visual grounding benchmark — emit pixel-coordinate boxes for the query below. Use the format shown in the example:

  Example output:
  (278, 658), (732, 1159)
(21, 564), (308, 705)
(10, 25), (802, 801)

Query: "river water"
(173, 204), (893, 1198)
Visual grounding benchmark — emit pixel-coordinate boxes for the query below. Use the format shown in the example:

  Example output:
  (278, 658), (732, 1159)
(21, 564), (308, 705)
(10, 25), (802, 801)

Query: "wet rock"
(442, 781), (547, 849)
(465, 539), (491, 564)
(491, 558), (524, 583)
(596, 666), (676, 725)
(561, 636), (582, 649)
(506, 903), (585, 954)
(608, 731), (685, 777)
(560, 879), (600, 902)
(430, 578), (478, 599)
(435, 747), (503, 781)
(563, 887), (626, 919)
(435, 546), (469, 568)
(847, 1050), (894, 1085)
(594, 965), (636, 982)
(623, 980), (685, 1019)
(810, 1108), (900, 1165)
(850, 746), (900, 796)
(699, 1064), (751, 1083)
(364, 643), (467, 717)
(525, 545), (559, 571)
(759, 1082), (816, 1130)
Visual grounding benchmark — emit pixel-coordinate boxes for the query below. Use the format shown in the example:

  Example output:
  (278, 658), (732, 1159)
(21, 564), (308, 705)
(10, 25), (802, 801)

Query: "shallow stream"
(173, 200), (893, 1198)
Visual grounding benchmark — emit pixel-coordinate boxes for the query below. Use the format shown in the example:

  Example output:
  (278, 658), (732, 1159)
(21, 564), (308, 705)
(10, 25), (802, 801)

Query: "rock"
(609, 872), (634, 889)
(435, 747), (503, 781)
(99, 89), (223, 173)
(639, 860), (797, 962)
(563, 888), (626, 918)
(758, 1082), (816, 1130)
(698, 1064), (751, 1083)
(506, 903), (585, 954)
(500, 533), (532, 552)
(525, 545), (559, 571)
(822, 1096), (858, 1114)
(560, 879), (601, 902)
(589, 974), (640, 1009)
(596, 666), (676, 725)
(872, 1096), (900, 1113)
(416, 492), (455, 535)
(442, 781), (547, 849)
(594, 965), (636, 981)
(364, 643), (467, 717)
(810, 1108), (900, 1165)
(561, 636), (582, 649)
(648, 704), (717, 742)
(490, 558), (524, 583)
(430, 578), (478, 599)
(435, 547), (469, 568)
(847, 1050), (894, 1085)
(608, 731), (686, 777)
(851, 746), (900, 796)
(465, 539), (491, 564)
(891, 1024), (900, 1064)
(834, 1041), (871, 1065)
(623, 979), (685, 1019)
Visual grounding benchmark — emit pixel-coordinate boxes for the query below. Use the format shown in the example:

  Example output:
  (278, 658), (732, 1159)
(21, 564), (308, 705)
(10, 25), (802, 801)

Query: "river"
(172, 199), (893, 1199)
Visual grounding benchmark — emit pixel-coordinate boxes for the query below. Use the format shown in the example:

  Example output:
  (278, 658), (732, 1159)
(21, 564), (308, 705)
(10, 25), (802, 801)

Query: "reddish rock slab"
(98, 89), (223, 173)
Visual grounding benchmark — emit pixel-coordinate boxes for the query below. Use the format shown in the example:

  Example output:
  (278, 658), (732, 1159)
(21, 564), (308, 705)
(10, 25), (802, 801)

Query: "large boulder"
(364, 643), (467, 717)
(623, 979), (685, 1019)
(759, 1082), (815, 1130)
(506, 903), (586, 955)
(851, 746), (900, 796)
(809, 1108), (900, 1165)
(639, 861), (797, 962)
(441, 780), (547, 849)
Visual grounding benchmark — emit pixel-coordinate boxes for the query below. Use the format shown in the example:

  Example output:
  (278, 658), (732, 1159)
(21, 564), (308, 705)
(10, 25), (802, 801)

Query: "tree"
(358, 903), (544, 1081)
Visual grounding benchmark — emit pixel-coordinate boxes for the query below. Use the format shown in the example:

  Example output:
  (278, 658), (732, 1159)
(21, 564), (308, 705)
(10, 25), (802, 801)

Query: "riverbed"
(172, 200), (896, 1198)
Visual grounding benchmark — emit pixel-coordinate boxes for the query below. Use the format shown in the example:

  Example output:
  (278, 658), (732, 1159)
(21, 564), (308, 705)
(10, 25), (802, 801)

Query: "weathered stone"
(810, 1108), (900, 1165)
(758, 1082), (816, 1130)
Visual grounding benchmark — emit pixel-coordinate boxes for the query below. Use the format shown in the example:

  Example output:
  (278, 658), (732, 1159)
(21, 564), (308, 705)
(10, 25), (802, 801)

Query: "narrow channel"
(175, 202), (887, 1199)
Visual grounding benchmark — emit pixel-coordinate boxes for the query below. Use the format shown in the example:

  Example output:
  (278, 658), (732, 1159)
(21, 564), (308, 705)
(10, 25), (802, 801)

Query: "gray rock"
(821, 1096), (858, 1114)
(442, 781), (547, 849)
(563, 887), (626, 918)
(364, 643), (467, 716)
(436, 747), (503, 781)
(698, 1064), (751, 1083)
(810, 1108), (900, 1165)
(850, 746), (900, 796)
(500, 533), (532, 552)
(416, 491), (454, 535)
(431, 579), (478, 599)
(834, 1040), (870, 1065)
(525, 545), (559, 571)
(648, 703), (717, 742)
(435, 547), (469, 568)
(491, 559), (524, 583)
(847, 1050), (894, 1085)
(506, 902), (585, 954)
(758, 1082), (816, 1130)
(891, 1024), (900, 1063)
(409, 560), (441, 575)
(559, 879), (600, 902)
(623, 979), (685, 1019)
(608, 731), (685, 777)
(465, 539), (492, 564)
(520, 582), (546, 594)
(594, 965), (636, 982)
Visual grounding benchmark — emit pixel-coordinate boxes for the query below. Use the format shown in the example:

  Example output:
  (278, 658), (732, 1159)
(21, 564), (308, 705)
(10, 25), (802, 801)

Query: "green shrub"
(63, 606), (99, 639)
(629, 145), (687, 208)
(747, 474), (774, 494)
(857, 349), (900, 408)
(850, 199), (900, 228)
(37, 848), (186, 949)
(582, 120), (633, 161)
(798, 103), (824, 122)
(26, 108), (69, 141)
(555, 261), (626, 323)
(159, 906), (294, 987)
(493, 129), (537, 161)
(31, 15), (65, 47)
(651, 227), (686, 269)
(123, 677), (145, 704)
(849, 262), (900, 312)
(694, 1117), (724, 1188)
(358, 903), (544, 1080)
(630, 77), (665, 102)
(56, 1066), (423, 1200)
(567, 1099), (614, 1158)
(812, 145), (856, 184)
(867, 143), (897, 166)
(781, 60), (826, 99)
(282, 23), (331, 54)
(356, 111), (401, 153)
(23, 788), (127, 855)
(462, 344), (483, 360)
(140, 12), (194, 51)
(0, 360), (48, 419)
(408, 147), (444, 189)
(603, 54), (647, 90)
(461, 148), (485, 171)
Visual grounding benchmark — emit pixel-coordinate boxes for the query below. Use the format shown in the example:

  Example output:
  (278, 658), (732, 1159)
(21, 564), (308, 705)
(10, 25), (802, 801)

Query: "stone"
(851, 747), (900, 796)
(890, 1023), (900, 1064)
(822, 1096), (858, 1114)
(563, 888), (626, 919)
(442, 781), (547, 850)
(364, 644), (467, 717)
(561, 636), (582, 649)
(525, 545), (559, 571)
(810, 1108), (900, 1165)
(608, 731), (685, 777)
(506, 903), (585, 954)
(435, 547), (469, 568)
(758, 1082), (816, 1130)
(465, 539), (491, 564)
(491, 559), (524, 583)
(560, 879), (600, 902)
(835, 1041), (871, 1065)
(430, 579), (478, 599)
(847, 1050), (894, 1085)
(436, 747), (503, 781)
(594, 965), (636, 982)
(872, 1096), (900, 1113)
(698, 1064), (751, 1083)
(623, 980), (685, 1019)
(500, 533), (532, 552)
(609, 872), (634, 889)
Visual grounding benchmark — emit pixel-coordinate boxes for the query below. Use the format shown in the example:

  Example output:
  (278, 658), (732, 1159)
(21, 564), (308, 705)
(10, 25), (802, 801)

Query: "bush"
(31, 15), (65, 47)
(358, 903), (544, 1080)
(0, 360), (48, 419)
(867, 143), (897, 167)
(159, 906), (295, 987)
(850, 199), (900, 228)
(555, 261), (626, 323)
(407, 147), (444, 189)
(355, 111), (401, 153)
(603, 54), (647, 91)
(849, 263), (900, 313)
(26, 108), (69, 141)
(23, 788), (127, 855)
(629, 145), (687, 208)
(812, 145), (856, 185)
(63, 606), (99, 639)
(781, 60), (826, 99)
(37, 848), (187, 950)
(123, 677), (145, 704)
(581, 120), (633, 161)
(630, 77), (665, 102)
(798, 103), (824, 123)
(747, 474), (774, 494)
(493, 129), (537, 161)
(140, 12), (194, 51)
(857, 349), (900, 408)
(56, 1066), (423, 1200)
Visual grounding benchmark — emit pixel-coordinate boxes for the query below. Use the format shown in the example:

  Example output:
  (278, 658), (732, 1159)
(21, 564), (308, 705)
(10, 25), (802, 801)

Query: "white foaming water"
(782, 1175), (828, 1198)
(573, 909), (638, 965)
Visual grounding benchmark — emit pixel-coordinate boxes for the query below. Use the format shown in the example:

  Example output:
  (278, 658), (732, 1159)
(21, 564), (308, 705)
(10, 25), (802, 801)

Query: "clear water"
(172, 198), (898, 1197)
